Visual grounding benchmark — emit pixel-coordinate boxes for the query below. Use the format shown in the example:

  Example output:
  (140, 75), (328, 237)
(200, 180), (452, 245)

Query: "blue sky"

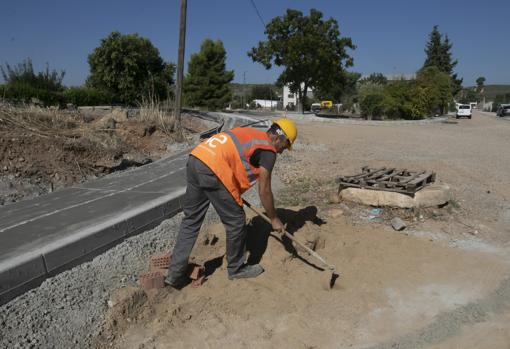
(1, 0), (509, 86)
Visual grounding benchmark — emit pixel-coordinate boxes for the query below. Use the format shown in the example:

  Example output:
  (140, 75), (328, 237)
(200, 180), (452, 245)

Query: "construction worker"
(166, 119), (297, 287)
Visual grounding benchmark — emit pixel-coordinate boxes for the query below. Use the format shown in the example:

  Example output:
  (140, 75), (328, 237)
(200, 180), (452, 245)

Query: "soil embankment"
(0, 105), (207, 205)
(100, 207), (510, 348)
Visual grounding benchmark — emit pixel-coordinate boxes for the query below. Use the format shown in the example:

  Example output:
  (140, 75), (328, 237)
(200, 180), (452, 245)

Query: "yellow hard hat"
(273, 118), (297, 149)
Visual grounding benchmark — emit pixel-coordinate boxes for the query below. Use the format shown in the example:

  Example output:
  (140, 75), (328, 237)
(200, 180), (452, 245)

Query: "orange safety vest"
(191, 127), (276, 205)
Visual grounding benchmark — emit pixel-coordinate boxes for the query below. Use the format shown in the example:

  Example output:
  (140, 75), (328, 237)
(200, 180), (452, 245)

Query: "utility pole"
(269, 84), (273, 111)
(173, 0), (187, 136)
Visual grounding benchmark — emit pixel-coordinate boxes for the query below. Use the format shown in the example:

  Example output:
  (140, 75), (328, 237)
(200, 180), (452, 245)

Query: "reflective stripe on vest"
(225, 130), (271, 185)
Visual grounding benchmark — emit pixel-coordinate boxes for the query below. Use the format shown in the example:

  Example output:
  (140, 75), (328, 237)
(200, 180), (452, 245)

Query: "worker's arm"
(258, 167), (284, 232)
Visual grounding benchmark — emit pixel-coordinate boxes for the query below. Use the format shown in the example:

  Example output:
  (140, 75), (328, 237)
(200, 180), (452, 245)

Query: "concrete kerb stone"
(0, 254), (47, 305)
(43, 189), (185, 273)
(0, 189), (185, 304)
(210, 112), (272, 129)
(286, 112), (448, 126)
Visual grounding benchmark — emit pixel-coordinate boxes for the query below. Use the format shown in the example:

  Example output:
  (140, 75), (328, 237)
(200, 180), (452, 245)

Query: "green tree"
(458, 88), (478, 104)
(359, 73), (388, 86)
(315, 71), (361, 103)
(248, 9), (355, 113)
(422, 26), (462, 95)
(250, 85), (278, 100)
(87, 31), (174, 105)
(184, 39), (234, 110)
(382, 79), (415, 119)
(476, 76), (486, 94)
(416, 66), (452, 115)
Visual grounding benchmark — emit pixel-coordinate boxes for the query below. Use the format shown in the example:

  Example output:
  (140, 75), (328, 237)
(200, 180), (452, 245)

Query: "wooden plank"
(406, 172), (434, 186)
(364, 168), (395, 181)
(342, 167), (385, 180)
(373, 169), (401, 182)
(398, 171), (426, 185)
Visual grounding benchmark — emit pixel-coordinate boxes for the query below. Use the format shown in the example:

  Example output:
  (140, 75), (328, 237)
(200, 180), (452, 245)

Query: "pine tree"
(422, 26), (462, 95)
(423, 26), (443, 70)
(184, 39), (234, 110)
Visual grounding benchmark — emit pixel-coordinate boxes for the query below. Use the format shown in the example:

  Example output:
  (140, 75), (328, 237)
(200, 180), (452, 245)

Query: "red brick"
(149, 252), (172, 271)
(187, 263), (205, 280)
(152, 268), (168, 277)
(138, 271), (164, 291)
(191, 275), (205, 288)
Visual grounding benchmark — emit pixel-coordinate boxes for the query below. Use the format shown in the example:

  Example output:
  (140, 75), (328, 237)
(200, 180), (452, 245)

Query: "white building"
(251, 99), (278, 109)
(283, 84), (314, 110)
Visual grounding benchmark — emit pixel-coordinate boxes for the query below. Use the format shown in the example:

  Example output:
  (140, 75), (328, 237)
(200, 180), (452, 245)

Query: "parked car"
(456, 104), (472, 119)
(310, 103), (321, 113)
(496, 104), (510, 117)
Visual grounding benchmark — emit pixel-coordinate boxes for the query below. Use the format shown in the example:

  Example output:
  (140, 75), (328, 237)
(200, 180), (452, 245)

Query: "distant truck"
(456, 104), (472, 119)
(320, 100), (333, 109)
(310, 101), (333, 113)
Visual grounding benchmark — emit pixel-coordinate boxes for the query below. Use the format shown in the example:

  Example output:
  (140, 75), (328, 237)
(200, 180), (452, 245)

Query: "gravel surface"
(0, 169), (278, 349)
(0, 213), (181, 349)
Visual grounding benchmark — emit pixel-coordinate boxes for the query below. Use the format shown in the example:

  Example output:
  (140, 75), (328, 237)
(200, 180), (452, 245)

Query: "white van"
(456, 104), (472, 119)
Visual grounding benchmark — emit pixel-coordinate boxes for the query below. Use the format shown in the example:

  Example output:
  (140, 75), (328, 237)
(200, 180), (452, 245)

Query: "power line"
(249, 0), (266, 29)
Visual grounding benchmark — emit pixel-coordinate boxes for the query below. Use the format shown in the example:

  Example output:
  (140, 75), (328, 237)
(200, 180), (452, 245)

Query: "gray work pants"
(168, 156), (247, 280)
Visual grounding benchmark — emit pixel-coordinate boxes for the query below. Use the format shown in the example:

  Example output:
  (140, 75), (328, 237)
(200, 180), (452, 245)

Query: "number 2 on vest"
(206, 134), (228, 148)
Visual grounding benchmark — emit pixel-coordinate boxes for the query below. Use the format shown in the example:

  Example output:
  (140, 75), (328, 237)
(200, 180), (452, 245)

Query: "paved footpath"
(0, 150), (189, 305)
(0, 112), (268, 305)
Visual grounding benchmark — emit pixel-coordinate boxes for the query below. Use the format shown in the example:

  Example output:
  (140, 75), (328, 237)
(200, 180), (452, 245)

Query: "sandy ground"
(100, 209), (510, 349)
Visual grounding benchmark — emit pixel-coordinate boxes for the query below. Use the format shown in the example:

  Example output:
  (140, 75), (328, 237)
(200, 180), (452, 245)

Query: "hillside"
(465, 84), (510, 100)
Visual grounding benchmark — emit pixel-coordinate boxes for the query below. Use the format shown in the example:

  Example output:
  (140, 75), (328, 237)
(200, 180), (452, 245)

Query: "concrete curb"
(285, 113), (449, 126)
(0, 155), (187, 305)
(0, 111), (261, 305)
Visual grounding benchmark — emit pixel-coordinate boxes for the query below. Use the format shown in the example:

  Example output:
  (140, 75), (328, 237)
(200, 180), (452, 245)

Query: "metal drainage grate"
(337, 166), (436, 196)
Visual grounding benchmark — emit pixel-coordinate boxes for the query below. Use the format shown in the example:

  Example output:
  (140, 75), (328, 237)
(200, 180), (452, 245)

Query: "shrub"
(1, 58), (65, 92)
(0, 81), (64, 106)
(358, 82), (385, 119)
(0, 58), (65, 106)
(360, 93), (385, 118)
(63, 87), (115, 106)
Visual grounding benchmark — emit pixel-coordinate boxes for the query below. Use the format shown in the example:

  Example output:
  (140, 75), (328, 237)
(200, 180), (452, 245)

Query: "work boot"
(228, 264), (264, 280)
(164, 274), (189, 289)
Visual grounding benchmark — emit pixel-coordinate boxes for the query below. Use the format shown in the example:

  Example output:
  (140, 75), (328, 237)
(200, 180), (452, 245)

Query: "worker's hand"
(271, 217), (285, 233)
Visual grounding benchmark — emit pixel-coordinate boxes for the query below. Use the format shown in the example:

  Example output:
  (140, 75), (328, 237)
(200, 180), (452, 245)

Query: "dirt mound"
(96, 207), (508, 349)
(0, 106), (203, 205)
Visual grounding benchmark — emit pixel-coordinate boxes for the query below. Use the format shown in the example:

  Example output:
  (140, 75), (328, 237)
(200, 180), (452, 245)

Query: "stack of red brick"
(138, 252), (205, 291)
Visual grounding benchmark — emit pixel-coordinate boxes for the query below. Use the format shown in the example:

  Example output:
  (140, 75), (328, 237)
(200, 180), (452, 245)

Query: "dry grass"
(137, 93), (178, 136)
(0, 104), (126, 154)
(0, 104), (81, 137)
